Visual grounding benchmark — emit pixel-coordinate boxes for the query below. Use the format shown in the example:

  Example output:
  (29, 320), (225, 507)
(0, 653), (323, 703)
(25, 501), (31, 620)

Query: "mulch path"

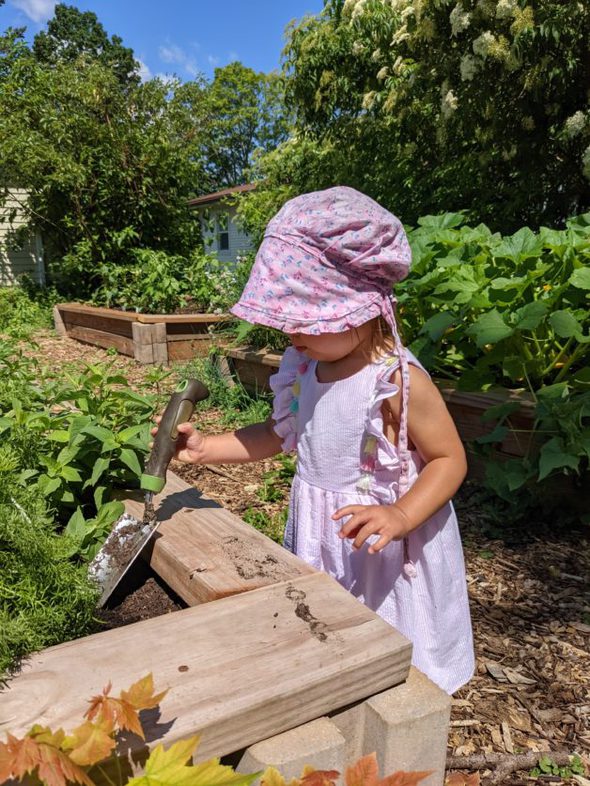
(20, 331), (590, 784)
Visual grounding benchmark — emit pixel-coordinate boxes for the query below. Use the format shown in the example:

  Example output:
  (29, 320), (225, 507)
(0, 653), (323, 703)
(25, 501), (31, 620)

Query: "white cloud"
(136, 59), (152, 82)
(10, 0), (57, 23)
(207, 54), (220, 67)
(158, 41), (199, 77)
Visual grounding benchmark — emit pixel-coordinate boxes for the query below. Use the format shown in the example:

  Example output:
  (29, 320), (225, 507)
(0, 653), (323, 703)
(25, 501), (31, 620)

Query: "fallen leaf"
(485, 663), (507, 682)
(503, 667), (536, 685)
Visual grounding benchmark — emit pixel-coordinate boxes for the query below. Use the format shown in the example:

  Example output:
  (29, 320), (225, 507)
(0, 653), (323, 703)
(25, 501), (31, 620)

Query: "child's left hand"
(332, 504), (412, 554)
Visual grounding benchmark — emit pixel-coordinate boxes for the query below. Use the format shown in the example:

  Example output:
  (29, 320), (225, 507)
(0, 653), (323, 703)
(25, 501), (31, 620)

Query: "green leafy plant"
(0, 470), (98, 675)
(0, 673), (431, 786)
(397, 213), (590, 505)
(530, 754), (585, 779)
(0, 280), (58, 338)
(0, 345), (157, 543)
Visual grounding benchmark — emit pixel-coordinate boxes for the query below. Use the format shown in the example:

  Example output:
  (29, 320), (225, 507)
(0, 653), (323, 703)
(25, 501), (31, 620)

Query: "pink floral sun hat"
(230, 185), (411, 336)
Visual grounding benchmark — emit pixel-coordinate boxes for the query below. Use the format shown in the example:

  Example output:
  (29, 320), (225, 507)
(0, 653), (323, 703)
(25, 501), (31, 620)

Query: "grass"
(176, 350), (272, 428)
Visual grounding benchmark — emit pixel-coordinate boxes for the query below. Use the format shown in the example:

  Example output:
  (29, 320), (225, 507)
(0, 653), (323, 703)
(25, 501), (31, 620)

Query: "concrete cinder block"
(329, 699), (366, 764)
(363, 667), (451, 786)
(236, 717), (346, 780)
(132, 322), (155, 363)
(53, 305), (67, 337)
(151, 341), (169, 364)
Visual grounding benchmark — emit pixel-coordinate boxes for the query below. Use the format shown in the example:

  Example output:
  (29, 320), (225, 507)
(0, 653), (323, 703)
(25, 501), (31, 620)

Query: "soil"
(21, 330), (590, 783)
(96, 560), (185, 630)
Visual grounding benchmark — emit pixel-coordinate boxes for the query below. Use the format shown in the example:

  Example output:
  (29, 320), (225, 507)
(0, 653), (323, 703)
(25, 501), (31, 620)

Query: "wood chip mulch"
(20, 332), (590, 785)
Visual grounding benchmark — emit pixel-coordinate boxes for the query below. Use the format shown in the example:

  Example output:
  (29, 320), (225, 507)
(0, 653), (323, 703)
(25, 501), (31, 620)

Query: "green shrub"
(0, 279), (57, 338)
(0, 471), (98, 675)
(91, 248), (240, 314)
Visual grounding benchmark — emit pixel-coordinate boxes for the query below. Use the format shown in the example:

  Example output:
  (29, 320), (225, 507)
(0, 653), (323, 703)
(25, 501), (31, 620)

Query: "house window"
(218, 231), (229, 251)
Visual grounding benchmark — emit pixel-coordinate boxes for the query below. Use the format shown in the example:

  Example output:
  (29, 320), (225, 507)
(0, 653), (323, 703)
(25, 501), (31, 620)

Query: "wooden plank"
(0, 573), (411, 761)
(167, 340), (216, 360)
(61, 310), (135, 338)
(226, 347), (284, 368)
(65, 325), (134, 356)
(166, 332), (211, 341)
(124, 471), (314, 605)
(138, 313), (230, 324)
(57, 303), (140, 322)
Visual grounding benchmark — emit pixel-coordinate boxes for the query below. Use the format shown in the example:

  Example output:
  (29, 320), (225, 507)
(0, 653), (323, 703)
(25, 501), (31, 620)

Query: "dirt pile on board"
(221, 534), (293, 581)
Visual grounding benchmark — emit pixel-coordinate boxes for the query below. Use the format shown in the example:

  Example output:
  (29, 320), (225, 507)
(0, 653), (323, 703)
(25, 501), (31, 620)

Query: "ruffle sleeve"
(269, 346), (307, 452)
(357, 356), (401, 491)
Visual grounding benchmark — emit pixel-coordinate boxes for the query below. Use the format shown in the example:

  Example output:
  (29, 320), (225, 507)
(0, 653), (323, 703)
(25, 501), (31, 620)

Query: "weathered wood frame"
(54, 303), (230, 363)
(0, 473), (413, 775)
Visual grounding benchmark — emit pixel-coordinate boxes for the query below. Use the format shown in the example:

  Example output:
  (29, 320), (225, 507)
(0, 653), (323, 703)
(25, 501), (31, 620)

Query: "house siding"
(196, 204), (254, 264)
(0, 189), (45, 286)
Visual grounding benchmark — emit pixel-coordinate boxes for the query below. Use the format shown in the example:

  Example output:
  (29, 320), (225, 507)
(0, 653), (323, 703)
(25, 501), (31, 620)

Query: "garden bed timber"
(54, 302), (230, 363)
(223, 347), (537, 474)
(0, 471), (412, 776)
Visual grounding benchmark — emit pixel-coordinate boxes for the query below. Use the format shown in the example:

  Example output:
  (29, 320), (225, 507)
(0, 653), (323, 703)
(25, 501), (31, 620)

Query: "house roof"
(188, 183), (256, 207)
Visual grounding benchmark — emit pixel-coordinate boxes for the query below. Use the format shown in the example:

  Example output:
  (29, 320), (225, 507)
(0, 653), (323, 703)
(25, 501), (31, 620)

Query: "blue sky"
(3, 0), (325, 80)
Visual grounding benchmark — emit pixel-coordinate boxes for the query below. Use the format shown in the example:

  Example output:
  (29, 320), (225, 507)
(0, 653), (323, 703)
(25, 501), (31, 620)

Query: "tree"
(0, 32), (210, 293)
(202, 62), (290, 188)
(33, 3), (139, 86)
(247, 0), (590, 231)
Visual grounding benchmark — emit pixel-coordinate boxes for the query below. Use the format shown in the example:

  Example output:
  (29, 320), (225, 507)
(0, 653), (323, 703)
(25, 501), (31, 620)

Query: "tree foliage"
(242, 0), (590, 232)
(33, 3), (139, 87)
(0, 28), (209, 293)
(202, 62), (290, 188)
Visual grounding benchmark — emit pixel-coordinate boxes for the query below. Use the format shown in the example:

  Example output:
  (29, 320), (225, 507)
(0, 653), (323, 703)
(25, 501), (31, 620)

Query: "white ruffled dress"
(270, 346), (474, 694)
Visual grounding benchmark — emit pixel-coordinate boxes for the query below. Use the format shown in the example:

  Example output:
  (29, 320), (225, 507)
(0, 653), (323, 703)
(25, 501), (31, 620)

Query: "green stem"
(541, 336), (574, 378)
(554, 343), (585, 383)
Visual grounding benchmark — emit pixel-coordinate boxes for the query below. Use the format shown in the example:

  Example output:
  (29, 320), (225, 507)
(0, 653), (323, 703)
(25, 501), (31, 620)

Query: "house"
(189, 183), (256, 264)
(0, 188), (45, 286)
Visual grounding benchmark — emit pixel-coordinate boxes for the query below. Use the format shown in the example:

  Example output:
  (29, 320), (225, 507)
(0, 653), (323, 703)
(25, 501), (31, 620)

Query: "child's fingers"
(367, 534), (392, 555)
(352, 521), (382, 551)
(338, 509), (371, 540)
(150, 427), (158, 436)
(154, 415), (162, 424)
(175, 422), (194, 434)
(332, 504), (365, 521)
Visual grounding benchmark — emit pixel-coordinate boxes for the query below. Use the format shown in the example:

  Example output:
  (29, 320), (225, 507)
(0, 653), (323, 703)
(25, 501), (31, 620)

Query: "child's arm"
(333, 365), (467, 553)
(151, 416), (284, 465)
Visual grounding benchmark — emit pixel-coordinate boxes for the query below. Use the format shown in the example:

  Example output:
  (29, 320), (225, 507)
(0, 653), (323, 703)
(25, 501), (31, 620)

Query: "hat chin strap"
(383, 294), (417, 580)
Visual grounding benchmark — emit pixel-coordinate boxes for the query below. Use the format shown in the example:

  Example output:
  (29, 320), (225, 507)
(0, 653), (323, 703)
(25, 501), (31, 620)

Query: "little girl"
(155, 186), (474, 694)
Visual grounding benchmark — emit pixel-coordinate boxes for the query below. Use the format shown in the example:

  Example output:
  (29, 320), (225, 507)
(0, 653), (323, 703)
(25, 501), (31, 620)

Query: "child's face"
(285, 323), (373, 362)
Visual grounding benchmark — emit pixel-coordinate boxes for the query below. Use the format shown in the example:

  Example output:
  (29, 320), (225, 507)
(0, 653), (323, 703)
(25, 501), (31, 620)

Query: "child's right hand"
(150, 417), (206, 464)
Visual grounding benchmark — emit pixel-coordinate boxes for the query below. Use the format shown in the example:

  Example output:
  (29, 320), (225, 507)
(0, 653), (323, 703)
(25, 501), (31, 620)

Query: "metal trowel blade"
(88, 500), (160, 608)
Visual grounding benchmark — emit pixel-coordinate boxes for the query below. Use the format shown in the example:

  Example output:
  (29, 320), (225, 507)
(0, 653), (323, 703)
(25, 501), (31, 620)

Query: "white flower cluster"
(582, 146), (590, 180)
(391, 25), (411, 44)
(352, 41), (366, 55)
(496, 0), (518, 18)
(565, 111), (587, 139)
(377, 66), (389, 80)
(362, 90), (377, 109)
(472, 30), (495, 58)
(450, 3), (471, 35)
(460, 54), (478, 81)
(441, 89), (459, 118)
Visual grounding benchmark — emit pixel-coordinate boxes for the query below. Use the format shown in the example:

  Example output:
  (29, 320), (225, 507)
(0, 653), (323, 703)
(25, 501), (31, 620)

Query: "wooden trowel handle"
(140, 378), (209, 494)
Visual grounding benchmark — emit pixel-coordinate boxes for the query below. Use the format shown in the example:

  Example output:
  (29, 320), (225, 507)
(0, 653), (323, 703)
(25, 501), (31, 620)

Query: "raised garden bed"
(224, 347), (537, 474)
(0, 472), (416, 782)
(54, 303), (230, 364)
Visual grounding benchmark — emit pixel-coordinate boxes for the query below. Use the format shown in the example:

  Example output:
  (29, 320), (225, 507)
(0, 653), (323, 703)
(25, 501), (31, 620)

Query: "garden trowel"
(88, 378), (209, 607)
